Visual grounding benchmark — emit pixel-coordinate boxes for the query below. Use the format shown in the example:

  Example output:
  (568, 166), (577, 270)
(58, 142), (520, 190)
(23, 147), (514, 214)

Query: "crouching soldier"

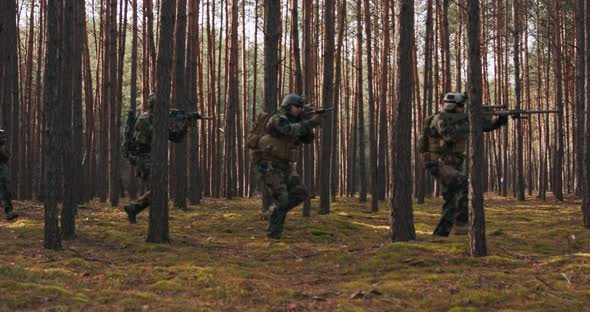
(249, 94), (324, 239)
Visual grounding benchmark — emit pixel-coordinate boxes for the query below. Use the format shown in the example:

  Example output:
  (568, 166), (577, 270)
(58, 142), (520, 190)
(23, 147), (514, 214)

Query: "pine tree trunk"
(319, 0), (335, 214)
(61, 0), (77, 239)
(187, 0), (201, 204)
(43, 0), (63, 250)
(377, 0), (390, 201)
(302, 0), (312, 216)
(390, 0), (416, 242)
(356, 0), (367, 203)
(467, 0), (487, 257)
(173, 0), (188, 209)
(512, 0), (525, 201)
(552, 0), (564, 201)
(583, 0), (590, 227)
(224, 0), (239, 200)
(128, 0), (139, 200)
(148, 0), (177, 243)
(575, 0), (585, 198)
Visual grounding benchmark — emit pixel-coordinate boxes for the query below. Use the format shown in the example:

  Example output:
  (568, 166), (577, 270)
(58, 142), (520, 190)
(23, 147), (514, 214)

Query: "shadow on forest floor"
(1, 194), (589, 311)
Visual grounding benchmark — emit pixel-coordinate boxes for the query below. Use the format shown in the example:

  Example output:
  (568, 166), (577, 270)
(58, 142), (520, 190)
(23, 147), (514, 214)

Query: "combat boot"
(124, 204), (138, 224)
(5, 211), (18, 221)
(266, 205), (286, 240)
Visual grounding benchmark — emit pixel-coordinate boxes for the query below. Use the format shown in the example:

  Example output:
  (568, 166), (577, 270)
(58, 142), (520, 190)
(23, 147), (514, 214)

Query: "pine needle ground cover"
(1, 196), (589, 311)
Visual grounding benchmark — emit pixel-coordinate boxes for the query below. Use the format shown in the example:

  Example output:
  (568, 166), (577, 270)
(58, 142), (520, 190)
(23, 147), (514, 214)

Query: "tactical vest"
(423, 111), (468, 162)
(255, 133), (300, 162)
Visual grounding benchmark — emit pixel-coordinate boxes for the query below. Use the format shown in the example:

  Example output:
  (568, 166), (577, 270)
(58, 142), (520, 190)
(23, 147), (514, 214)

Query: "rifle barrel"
(484, 110), (561, 114)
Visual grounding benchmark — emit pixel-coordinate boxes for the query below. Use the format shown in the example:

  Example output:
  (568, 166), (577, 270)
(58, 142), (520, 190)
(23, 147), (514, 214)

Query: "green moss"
(149, 279), (184, 292)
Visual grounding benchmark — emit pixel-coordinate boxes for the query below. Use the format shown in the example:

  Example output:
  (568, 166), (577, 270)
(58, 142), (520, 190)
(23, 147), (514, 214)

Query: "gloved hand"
(497, 115), (508, 126)
(308, 114), (323, 127)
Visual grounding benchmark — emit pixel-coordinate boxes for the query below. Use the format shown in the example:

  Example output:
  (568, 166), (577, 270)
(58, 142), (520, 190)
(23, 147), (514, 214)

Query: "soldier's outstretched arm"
(481, 114), (508, 132)
(267, 115), (313, 139)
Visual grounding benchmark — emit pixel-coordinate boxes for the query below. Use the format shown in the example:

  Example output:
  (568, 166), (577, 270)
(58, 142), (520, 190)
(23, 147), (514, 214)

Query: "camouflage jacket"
(422, 111), (503, 165)
(133, 112), (153, 153)
(255, 108), (314, 162)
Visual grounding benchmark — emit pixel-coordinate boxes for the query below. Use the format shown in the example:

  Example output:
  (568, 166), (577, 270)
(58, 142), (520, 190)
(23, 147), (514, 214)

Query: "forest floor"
(1, 194), (589, 311)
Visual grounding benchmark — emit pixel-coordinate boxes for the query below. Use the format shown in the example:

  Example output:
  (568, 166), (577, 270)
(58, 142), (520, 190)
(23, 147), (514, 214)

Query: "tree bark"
(467, 0), (487, 257)
(43, 0), (62, 250)
(173, 0), (188, 209)
(390, 0), (416, 242)
(224, 0), (240, 200)
(583, 0), (590, 227)
(319, 0), (335, 214)
(552, 0), (564, 201)
(187, 0), (201, 204)
(512, 0), (525, 201)
(148, 0), (177, 243)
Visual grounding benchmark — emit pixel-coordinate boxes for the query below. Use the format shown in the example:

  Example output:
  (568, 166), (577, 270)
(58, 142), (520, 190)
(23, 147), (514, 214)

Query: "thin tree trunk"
(319, 0), (335, 214)
(512, 0), (525, 200)
(187, 0), (201, 204)
(467, 0), (487, 257)
(173, 0), (188, 209)
(43, 0), (62, 250)
(148, 0), (177, 243)
(390, 0), (416, 242)
(552, 0), (564, 201)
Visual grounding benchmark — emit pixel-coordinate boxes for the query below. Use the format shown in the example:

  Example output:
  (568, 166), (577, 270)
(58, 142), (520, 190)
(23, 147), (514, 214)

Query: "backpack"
(246, 111), (273, 149)
(122, 110), (137, 158)
(418, 113), (436, 154)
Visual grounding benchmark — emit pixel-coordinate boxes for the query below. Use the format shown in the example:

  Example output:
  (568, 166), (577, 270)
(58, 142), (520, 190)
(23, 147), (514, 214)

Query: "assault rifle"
(169, 109), (213, 121)
(482, 107), (561, 120)
(301, 105), (334, 119)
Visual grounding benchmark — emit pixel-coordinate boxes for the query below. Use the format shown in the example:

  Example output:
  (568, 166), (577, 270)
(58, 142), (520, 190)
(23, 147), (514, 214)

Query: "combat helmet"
(280, 94), (307, 110)
(442, 92), (466, 111)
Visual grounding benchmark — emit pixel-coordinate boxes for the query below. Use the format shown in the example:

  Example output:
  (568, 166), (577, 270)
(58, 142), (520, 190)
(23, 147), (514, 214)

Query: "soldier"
(123, 94), (200, 223)
(251, 94), (323, 239)
(0, 129), (18, 221)
(419, 92), (508, 236)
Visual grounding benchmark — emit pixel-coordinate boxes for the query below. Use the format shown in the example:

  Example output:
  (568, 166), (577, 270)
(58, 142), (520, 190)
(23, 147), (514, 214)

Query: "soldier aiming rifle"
(247, 94), (331, 240)
(420, 93), (560, 237)
(122, 94), (211, 224)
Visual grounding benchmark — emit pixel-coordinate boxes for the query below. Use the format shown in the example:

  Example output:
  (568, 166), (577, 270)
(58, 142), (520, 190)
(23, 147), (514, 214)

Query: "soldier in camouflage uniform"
(420, 92), (507, 236)
(252, 94), (323, 239)
(123, 94), (192, 223)
(0, 129), (18, 221)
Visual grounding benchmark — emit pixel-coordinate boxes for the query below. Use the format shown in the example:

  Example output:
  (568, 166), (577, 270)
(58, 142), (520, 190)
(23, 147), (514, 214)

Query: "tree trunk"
(43, 0), (62, 250)
(187, 0), (201, 204)
(512, 0), (525, 200)
(390, 0), (416, 242)
(224, 0), (239, 200)
(583, 0), (590, 227)
(128, 0), (139, 200)
(173, 0), (188, 209)
(356, 0), (367, 203)
(108, 0), (120, 207)
(576, 0), (585, 198)
(552, 0), (564, 201)
(364, 0), (377, 211)
(377, 0), (390, 201)
(61, 0), (76, 239)
(302, 0), (312, 217)
(148, 0), (177, 243)
(467, 0), (487, 257)
(319, 0), (335, 214)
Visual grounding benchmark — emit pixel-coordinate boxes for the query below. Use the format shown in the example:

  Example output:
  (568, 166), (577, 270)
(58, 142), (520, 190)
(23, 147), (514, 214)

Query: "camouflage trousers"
(425, 160), (468, 236)
(0, 162), (14, 214)
(127, 153), (151, 214)
(256, 160), (309, 239)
